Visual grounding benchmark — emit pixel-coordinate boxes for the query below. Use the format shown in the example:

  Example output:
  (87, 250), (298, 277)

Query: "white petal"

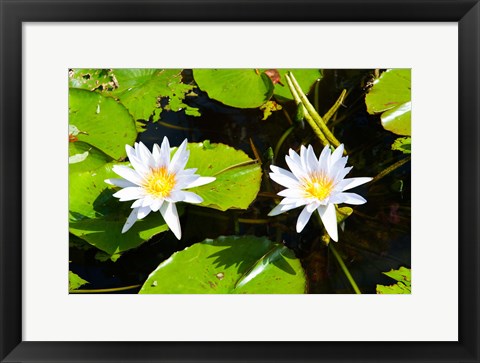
(329, 144), (344, 170)
(269, 166), (300, 189)
(131, 199), (144, 208)
(333, 166), (353, 184)
(288, 148), (303, 166)
(306, 145), (318, 173)
(122, 208), (139, 233)
(299, 145), (308, 170)
(152, 143), (162, 166)
(180, 191), (203, 204)
(137, 206), (151, 219)
(169, 139), (189, 174)
(338, 177), (373, 191)
(185, 176), (216, 189)
(329, 192), (367, 205)
(318, 145), (331, 172)
(105, 178), (137, 188)
(138, 142), (155, 168)
(159, 137), (171, 168)
(141, 195), (155, 207)
(296, 205), (314, 232)
(126, 151), (149, 177)
(112, 165), (143, 186)
(277, 188), (305, 198)
(317, 203), (338, 242)
(281, 198), (309, 208)
(113, 187), (144, 201)
(285, 154), (307, 179)
(268, 199), (303, 216)
(160, 202), (181, 239)
(177, 168), (197, 177)
(150, 198), (164, 212)
(329, 156), (348, 179)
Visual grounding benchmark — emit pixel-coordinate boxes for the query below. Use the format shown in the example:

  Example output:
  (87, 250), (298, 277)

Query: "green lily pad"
(391, 137), (412, 154)
(193, 69), (274, 108)
(69, 271), (89, 291)
(381, 101), (411, 136)
(69, 141), (111, 174)
(69, 69), (116, 91)
(69, 89), (137, 160)
(376, 267), (411, 294)
(69, 162), (169, 255)
(186, 142), (262, 211)
(139, 235), (307, 294)
(265, 69), (322, 102)
(366, 69), (411, 136)
(109, 69), (199, 121)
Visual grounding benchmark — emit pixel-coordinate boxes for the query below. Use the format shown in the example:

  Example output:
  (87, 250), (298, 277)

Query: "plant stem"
(323, 89), (346, 124)
(70, 284), (141, 293)
(285, 74), (330, 147)
(329, 243), (362, 294)
(274, 126), (295, 163)
(371, 156), (411, 184)
(287, 72), (342, 148)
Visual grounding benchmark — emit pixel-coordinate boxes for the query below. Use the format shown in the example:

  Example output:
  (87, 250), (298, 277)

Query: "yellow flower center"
(303, 173), (334, 201)
(144, 167), (176, 198)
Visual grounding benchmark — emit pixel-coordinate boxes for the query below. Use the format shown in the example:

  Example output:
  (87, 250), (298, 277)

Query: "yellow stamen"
(303, 172), (334, 201)
(144, 167), (176, 198)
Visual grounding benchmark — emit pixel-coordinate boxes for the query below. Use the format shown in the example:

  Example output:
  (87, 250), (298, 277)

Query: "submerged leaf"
(139, 235), (307, 294)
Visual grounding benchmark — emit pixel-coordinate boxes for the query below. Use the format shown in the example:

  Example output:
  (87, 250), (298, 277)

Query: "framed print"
(1, 0), (479, 362)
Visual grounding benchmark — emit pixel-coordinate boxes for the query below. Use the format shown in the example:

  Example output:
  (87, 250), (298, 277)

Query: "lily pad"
(265, 69), (322, 102)
(376, 267), (411, 294)
(139, 235), (307, 294)
(69, 141), (111, 174)
(365, 69), (411, 136)
(69, 271), (89, 291)
(193, 69), (274, 108)
(391, 137), (412, 154)
(69, 162), (170, 255)
(69, 89), (137, 160)
(109, 69), (199, 121)
(69, 69), (116, 91)
(186, 142), (262, 211)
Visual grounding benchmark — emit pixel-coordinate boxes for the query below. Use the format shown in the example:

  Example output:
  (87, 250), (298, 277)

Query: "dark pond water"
(69, 69), (411, 294)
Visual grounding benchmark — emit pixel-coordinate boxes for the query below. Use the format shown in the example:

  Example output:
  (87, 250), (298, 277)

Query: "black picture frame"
(1, 1), (479, 362)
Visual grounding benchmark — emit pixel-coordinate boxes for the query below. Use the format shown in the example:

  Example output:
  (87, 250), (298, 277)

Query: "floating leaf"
(69, 162), (170, 255)
(69, 142), (111, 173)
(366, 69), (411, 136)
(193, 69), (274, 108)
(265, 69), (322, 102)
(69, 89), (137, 160)
(186, 142), (262, 211)
(376, 267), (411, 294)
(260, 100), (283, 120)
(69, 271), (89, 291)
(69, 69), (116, 91)
(392, 137), (411, 154)
(109, 69), (200, 121)
(139, 235), (307, 294)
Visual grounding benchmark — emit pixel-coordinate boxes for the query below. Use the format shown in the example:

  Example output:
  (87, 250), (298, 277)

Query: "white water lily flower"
(268, 144), (372, 242)
(105, 137), (215, 239)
